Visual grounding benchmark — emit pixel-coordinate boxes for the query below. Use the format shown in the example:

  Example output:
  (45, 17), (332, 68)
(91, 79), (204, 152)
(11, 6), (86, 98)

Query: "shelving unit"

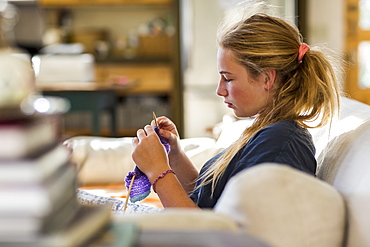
(37, 0), (183, 137)
(39, 0), (173, 6)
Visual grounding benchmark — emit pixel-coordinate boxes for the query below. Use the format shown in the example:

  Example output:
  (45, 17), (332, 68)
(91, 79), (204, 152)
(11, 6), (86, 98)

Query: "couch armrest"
(214, 163), (345, 247)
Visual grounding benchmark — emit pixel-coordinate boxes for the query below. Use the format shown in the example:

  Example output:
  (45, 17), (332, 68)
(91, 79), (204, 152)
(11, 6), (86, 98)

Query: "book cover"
(0, 161), (78, 218)
(0, 190), (79, 237)
(0, 144), (71, 185)
(0, 115), (58, 159)
(0, 204), (112, 247)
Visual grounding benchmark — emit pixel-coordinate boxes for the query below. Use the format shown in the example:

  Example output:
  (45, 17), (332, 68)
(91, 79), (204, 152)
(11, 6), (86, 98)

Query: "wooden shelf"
(38, 0), (183, 136)
(61, 127), (138, 138)
(94, 64), (173, 95)
(39, 0), (173, 7)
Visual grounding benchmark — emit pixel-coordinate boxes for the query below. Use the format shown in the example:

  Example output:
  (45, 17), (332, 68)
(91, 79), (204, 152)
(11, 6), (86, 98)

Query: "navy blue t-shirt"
(189, 120), (316, 209)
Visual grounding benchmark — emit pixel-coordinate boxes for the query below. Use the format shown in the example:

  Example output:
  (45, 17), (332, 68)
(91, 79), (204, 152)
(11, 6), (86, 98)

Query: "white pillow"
(214, 163), (345, 247)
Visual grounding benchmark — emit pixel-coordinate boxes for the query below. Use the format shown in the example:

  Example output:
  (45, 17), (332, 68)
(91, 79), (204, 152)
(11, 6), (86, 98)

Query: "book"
(0, 160), (78, 218)
(0, 204), (112, 247)
(0, 190), (79, 237)
(0, 115), (58, 159)
(0, 144), (71, 184)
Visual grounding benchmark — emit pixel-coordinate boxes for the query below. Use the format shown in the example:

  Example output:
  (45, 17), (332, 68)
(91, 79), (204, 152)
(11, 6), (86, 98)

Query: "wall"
(307, 0), (346, 86)
(307, 0), (345, 53)
(182, 0), (299, 138)
(182, 0), (226, 138)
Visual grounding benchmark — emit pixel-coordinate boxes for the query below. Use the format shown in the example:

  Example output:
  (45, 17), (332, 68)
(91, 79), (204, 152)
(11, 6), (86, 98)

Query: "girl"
(131, 13), (341, 209)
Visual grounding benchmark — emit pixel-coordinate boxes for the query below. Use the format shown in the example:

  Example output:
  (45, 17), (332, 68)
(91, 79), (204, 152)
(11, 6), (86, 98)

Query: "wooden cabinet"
(95, 64), (173, 95)
(39, 0), (183, 137)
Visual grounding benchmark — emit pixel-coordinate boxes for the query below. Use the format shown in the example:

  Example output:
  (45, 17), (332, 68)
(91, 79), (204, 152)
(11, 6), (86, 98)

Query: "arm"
(132, 124), (199, 208)
(154, 116), (199, 194)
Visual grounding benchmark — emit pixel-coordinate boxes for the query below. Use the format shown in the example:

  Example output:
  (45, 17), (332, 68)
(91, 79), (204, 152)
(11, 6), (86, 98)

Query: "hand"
(132, 125), (171, 183)
(151, 116), (181, 155)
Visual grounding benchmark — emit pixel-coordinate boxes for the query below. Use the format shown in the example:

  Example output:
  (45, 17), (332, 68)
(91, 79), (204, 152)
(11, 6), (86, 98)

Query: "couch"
(65, 96), (370, 247)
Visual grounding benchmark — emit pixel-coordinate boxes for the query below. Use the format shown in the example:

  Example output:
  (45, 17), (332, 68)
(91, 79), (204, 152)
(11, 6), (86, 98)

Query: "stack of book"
(0, 107), (111, 247)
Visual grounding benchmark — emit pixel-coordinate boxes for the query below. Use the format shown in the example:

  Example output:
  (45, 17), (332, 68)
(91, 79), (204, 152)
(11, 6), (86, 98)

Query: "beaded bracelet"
(152, 169), (176, 193)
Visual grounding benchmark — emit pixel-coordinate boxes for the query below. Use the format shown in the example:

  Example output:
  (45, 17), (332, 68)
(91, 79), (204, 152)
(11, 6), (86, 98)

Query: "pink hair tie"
(298, 43), (310, 62)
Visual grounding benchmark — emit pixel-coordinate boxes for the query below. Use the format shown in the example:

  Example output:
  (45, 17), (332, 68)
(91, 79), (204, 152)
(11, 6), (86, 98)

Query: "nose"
(216, 81), (227, 97)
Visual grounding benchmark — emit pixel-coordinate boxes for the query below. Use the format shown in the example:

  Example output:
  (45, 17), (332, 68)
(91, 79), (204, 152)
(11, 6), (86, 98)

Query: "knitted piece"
(124, 166), (151, 203)
(154, 126), (171, 153)
(124, 127), (170, 203)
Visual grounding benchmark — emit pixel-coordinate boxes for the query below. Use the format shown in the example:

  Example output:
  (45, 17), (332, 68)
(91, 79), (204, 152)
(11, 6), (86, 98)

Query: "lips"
(225, 102), (233, 108)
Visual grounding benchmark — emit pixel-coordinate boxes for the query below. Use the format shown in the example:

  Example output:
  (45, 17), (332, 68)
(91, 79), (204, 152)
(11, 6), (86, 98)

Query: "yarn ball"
(124, 166), (151, 203)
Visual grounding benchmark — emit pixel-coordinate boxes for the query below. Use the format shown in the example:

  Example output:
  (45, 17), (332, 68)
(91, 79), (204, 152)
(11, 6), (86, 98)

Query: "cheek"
(231, 89), (246, 101)
(230, 85), (252, 104)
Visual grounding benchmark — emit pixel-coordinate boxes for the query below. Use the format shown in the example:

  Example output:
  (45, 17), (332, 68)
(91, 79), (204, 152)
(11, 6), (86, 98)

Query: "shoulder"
(233, 120), (316, 174)
(252, 120), (310, 142)
(237, 120), (314, 163)
(262, 120), (302, 133)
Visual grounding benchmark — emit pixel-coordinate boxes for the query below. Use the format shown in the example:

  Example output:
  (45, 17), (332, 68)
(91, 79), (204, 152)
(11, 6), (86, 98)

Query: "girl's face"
(216, 47), (275, 118)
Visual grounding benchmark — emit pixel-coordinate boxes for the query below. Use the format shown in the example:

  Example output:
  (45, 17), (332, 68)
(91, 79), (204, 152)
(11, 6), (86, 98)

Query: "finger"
(144, 125), (156, 135)
(157, 117), (175, 130)
(157, 116), (169, 126)
(132, 137), (139, 147)
(136, 129), (147, 140)
(158, 128), (171, 139)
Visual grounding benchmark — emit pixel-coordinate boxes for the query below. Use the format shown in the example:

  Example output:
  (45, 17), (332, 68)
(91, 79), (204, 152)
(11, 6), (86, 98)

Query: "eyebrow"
(219, 71), (231, 75)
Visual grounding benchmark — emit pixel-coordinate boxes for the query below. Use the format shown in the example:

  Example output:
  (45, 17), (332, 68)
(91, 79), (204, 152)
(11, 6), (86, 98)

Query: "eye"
(221, 75), (233, 82)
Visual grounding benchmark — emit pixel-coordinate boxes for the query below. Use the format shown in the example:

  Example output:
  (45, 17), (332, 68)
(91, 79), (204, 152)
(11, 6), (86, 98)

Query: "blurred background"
(1, 0), (365, 138)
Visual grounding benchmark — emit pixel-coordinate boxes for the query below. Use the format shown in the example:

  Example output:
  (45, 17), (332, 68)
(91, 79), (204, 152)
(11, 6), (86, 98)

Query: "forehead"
(217, 47), (245, 73)
(217, 47), (234, 62)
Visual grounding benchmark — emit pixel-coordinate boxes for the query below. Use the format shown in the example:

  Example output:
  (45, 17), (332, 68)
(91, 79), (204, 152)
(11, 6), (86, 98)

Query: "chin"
(233, 111), (258, 119)
(233, 112), (246, 118)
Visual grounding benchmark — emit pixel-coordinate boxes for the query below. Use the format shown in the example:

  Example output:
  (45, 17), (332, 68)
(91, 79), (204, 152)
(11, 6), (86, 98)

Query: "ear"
(263, 69), (277, 90)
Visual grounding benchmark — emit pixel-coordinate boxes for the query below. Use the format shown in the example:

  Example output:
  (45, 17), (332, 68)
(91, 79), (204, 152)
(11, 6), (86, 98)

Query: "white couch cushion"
(309, 96), (370, 160)
(214, 163), (345, 247)
(64, 136), (135, 185)
(317, 121), (370, 247)
(64, 136), (217, 184)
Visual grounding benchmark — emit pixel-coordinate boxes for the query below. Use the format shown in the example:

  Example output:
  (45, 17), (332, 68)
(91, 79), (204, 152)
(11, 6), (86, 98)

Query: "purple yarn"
(124, 126), (170, 202)
(154, 126), (170, 153)
(124, 166), (151, 203)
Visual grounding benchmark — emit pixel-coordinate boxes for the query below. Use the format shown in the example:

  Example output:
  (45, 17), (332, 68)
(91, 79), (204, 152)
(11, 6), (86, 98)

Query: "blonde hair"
(197, 13), (342, 192)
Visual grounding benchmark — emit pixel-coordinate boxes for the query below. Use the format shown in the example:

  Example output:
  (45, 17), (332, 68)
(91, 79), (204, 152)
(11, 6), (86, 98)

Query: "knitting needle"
(152, 111), (159, 127)
(123, 174), (135, 212)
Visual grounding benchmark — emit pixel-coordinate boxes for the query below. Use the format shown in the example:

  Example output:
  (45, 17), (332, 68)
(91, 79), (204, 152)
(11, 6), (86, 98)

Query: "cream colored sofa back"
(315, 97), (370, 247)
